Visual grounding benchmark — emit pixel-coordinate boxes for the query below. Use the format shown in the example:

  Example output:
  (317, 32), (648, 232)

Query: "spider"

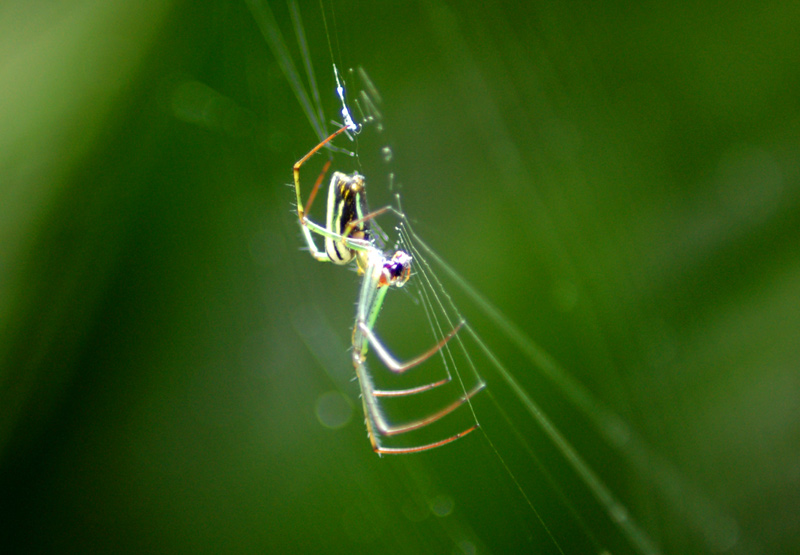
(292, 126), (485, 455)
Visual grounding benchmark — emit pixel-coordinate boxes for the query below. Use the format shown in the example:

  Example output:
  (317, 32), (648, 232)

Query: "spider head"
(379, 250), (412, 288)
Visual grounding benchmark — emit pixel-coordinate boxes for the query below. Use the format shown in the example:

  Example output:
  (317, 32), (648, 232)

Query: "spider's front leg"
(292, 126), (351, 263)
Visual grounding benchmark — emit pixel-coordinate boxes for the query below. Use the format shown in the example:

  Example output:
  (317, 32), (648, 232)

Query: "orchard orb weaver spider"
(292, 127), (485, 455)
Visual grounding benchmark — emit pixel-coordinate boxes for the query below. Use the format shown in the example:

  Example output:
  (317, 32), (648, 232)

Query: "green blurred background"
(2, 1), (799, 553)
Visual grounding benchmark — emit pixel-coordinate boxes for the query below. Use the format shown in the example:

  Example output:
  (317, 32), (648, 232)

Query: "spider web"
(249, 2), (743, 554)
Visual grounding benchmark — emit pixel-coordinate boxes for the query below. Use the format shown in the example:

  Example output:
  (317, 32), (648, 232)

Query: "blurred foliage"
(2, 0), (799, 553)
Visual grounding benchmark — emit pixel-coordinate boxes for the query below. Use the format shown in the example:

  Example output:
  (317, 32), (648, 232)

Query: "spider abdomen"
(324, 171), (370, 265)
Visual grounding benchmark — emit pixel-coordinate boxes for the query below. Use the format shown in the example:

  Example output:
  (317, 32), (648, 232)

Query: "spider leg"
(355, 360), (485, 455)
(303, 159), (331, 222)
(293, 126), (348, 221)
(371, 381), (485, 437)
(343, 205), (406, 240)
(365, 411), (479, 456)
(300, 225), (331, 262)
(372, 378), (450, 398)
(357, 319), (464, 374)
(302, 218), (371, 251)
(350, 327), (451, 398)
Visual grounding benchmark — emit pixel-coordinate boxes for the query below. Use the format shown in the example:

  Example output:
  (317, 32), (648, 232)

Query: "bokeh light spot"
(315, 390), (353, 430)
